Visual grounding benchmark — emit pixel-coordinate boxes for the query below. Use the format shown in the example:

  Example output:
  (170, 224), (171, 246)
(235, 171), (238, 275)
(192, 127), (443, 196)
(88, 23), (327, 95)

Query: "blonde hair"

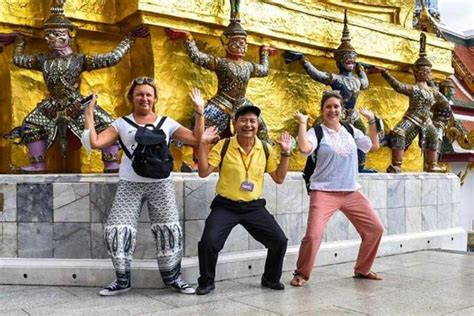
(125, 77), (158, 110)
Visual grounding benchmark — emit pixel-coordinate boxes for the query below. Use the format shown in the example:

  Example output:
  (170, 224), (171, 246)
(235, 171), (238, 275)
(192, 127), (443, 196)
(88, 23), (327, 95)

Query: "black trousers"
(198, 195), (288, 286)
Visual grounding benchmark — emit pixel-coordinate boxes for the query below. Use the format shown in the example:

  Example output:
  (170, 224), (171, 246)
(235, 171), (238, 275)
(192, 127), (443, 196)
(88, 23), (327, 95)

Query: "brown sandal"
(290, 274), (305, 287)
(353, 271), (383, 280)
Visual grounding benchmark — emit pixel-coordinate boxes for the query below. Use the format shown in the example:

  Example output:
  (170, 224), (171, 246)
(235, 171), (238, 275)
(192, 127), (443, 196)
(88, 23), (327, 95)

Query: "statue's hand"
(0, 33), (20, 51)
(275, 131), (292, 154)
(130, 25), (150, 38)
(368, 66), (386, 74)
(283, 50), (305, 64)
(260, 46), (277, 57)
(165, 28), (191, 40)
(190, 87), (205, 115)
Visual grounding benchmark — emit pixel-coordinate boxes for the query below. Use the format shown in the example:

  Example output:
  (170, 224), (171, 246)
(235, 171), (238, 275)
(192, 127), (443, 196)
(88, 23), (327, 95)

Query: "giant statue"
(373, 33), (449, 173)
(283, 10), (378, 172)
(0, 0), (148, 173)
(165, 0), (275, 140)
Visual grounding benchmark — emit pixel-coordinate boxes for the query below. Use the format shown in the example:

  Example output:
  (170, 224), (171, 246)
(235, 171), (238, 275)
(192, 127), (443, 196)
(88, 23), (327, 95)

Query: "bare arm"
(185, 35), (219, 71)
(84, 93), (119, 149)
(294, 111), (312, 154)
(301, 58), (333, 85)
(84, 35), (135, 71)
(268, 131), (292, 184)
(171, 87), (205, 145)
(357, 64), (369, 90)
(382, 70), (413, 96)
(250, 46), (270, 77)
(12, 36), (42, 70)
(434, 89), (450, 110)
(197, 126), (220, 177)
(359, 108), (379, 151)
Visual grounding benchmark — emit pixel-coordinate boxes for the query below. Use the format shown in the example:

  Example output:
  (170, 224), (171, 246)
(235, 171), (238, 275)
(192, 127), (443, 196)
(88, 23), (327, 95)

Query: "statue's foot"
(180, 162), (197, 173)
(9, 164), (45, 174)
(386, 164), (402, 173)
(425, 162), (446, 173)
(103, 168), (119, 174)
(359, 167), (377, 173)
(103, 161), (120, 174)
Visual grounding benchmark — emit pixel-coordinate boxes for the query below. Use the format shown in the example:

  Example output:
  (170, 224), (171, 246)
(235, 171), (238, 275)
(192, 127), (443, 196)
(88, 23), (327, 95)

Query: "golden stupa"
(0, 0), (453, 173)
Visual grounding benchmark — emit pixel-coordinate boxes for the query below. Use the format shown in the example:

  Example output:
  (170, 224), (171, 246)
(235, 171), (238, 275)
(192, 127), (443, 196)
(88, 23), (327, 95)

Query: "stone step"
(0, 228), (465, 288)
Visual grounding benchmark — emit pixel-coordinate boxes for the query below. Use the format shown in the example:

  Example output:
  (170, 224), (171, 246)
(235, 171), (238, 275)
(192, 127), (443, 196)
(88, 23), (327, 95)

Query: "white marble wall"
(0, 172), (463, 259)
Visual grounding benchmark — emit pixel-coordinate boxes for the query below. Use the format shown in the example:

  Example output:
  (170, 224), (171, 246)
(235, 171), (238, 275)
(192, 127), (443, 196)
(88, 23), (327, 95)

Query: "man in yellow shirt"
(196, 105), (292, 295)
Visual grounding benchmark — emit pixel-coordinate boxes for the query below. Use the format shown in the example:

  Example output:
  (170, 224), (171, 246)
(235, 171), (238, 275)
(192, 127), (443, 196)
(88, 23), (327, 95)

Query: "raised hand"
(130, 25), (150, 38)
(294, 111), (309, 125)
(85, 93), (97, 118)
(0, 33), (20, 51)
(260, 46), (278, 57)
(190, 87), (205, 115)
(165, 28), (191, 40)
(359, 107), (375, 121)
(282, 50), (305, 64)
(275, 131), (292, 154)
(201, 126), (220, 145)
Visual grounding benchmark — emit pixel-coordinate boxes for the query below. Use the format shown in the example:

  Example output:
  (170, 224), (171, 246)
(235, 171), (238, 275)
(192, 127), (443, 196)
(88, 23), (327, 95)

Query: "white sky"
(437, 0), (474, 33)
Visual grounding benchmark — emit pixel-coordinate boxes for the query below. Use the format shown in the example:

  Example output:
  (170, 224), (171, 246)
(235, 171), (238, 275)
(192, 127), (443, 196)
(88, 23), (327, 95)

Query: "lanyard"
(238, 148), (254, 181)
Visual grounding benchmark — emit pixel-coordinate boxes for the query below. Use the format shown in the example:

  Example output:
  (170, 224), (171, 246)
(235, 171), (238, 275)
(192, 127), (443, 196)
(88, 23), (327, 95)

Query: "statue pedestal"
(0, 172), (466, 287)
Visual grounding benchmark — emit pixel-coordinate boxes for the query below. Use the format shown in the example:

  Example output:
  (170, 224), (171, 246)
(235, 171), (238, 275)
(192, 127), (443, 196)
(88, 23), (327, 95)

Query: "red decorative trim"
(440, 153), (474, 162)
(452, 106), (474, 116)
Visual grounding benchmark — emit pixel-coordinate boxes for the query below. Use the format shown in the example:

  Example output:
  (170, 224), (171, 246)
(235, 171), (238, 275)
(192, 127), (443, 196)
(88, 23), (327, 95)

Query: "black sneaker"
(261, 276), (285, 290)
(99, 279), (131, 296)
(169, 276), (196, 295)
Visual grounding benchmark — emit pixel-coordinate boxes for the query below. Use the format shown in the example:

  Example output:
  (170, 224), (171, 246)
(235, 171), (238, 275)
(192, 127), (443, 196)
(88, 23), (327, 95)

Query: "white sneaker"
(99, 279), (131, 296)
(169, 276), (196, 295)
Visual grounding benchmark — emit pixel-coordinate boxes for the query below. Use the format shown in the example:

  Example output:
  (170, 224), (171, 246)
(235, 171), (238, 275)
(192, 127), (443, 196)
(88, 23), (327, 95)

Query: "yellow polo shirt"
(209, 136), (278, 201)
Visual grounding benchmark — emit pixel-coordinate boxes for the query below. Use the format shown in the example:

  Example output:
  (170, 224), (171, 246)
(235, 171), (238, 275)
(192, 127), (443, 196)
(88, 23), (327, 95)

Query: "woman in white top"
(291, 90), (384, 287)
(83, 77), (204, 296)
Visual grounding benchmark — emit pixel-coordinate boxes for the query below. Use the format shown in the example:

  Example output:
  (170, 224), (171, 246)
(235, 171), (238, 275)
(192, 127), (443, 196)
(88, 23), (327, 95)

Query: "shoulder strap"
(262, 141), (270, 172)
(314, 124), (324, 157)
(156, 116), (167, 129)
(121, 116), (139, 129)
(118, 137), (132, 159)
(341, 122), (355, 137)
(219, 138), (231, 171)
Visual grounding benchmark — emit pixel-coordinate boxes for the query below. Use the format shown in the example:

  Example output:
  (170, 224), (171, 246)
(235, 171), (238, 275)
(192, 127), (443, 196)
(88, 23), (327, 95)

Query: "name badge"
(240, 181), (255, 192)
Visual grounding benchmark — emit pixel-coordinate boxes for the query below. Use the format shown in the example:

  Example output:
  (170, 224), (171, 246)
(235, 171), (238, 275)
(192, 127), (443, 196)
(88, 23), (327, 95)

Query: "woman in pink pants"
(291, 91), (384, 287)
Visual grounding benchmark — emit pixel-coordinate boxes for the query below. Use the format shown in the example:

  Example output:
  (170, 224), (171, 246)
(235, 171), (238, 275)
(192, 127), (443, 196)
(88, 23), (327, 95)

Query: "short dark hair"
(320, 90), (344, 109)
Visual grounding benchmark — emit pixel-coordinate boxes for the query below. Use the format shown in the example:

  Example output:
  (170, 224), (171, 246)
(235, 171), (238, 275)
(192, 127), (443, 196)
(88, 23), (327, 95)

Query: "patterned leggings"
(104, 179), (183, 285)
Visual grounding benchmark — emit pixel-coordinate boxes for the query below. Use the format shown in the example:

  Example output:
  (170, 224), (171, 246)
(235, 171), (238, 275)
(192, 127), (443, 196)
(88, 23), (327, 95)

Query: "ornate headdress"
(223, 0), (247, 37)
(44, 0), (74, 31)
(334, 10), (356, 60)
(414, 33), (432, 68)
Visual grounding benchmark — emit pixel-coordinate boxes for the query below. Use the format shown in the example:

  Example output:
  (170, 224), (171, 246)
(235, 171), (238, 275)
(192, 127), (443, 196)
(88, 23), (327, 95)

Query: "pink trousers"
(295, 190), (384, 280)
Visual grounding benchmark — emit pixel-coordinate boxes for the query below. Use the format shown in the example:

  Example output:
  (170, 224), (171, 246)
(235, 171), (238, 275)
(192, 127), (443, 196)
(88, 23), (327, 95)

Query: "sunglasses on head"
(133, 77), (154, 85)
(322, 90), (342, 98)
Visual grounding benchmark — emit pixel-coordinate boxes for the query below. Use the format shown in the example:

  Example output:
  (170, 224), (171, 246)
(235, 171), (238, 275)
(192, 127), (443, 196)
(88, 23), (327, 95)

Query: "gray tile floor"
(1, 250), (473, 315)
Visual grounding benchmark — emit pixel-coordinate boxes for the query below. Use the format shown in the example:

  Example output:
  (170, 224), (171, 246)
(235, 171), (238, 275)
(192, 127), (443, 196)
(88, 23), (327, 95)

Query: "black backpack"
(219, 138), (270, 171)
(118, 116), (173, 179)
(303, 122), (354, 194)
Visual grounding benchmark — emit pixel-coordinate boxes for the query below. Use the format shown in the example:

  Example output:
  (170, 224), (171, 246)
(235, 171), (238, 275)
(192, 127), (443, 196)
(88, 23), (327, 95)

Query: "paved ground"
(0, 250), (473, 315)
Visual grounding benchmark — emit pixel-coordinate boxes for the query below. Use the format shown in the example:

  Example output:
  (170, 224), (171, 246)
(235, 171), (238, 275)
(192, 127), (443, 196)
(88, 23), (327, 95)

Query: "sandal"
(353, 271), (383, 280)
(290, 273), (305, 287)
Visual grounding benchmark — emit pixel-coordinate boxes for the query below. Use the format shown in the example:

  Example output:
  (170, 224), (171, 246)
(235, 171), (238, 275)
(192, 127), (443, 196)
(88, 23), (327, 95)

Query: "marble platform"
(0, 172), (467, 287)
